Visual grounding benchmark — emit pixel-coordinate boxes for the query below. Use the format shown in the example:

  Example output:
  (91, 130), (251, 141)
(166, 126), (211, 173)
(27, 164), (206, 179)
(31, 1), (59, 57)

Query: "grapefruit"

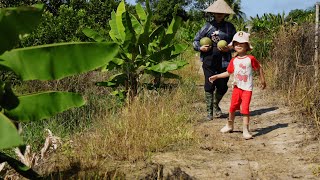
(217, 40), (228, 48)
(200, 37), (213, 46)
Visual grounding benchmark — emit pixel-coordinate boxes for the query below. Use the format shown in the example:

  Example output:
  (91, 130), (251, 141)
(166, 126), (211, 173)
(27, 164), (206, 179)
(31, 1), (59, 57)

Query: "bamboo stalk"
(315, 2), (319, 83)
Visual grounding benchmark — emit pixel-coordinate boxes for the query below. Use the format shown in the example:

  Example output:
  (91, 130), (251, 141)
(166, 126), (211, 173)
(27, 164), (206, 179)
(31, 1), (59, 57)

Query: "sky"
(126, 0), (319, 18)
(242, 0), (318, 18)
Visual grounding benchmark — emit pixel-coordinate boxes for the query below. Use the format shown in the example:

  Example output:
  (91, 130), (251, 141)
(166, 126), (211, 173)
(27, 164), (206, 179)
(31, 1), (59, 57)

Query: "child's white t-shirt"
(227, 55), (261, 91)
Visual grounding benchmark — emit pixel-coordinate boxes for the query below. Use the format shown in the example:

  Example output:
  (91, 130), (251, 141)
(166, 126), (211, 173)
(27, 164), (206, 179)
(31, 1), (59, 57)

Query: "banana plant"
(0, 4), (119, 179)
(83, 0), (188, 100)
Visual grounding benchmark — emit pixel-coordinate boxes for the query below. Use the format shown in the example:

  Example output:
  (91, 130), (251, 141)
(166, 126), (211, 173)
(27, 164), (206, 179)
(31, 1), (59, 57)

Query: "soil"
(145, 58), (320, 179)
(149, 88), (320, 179)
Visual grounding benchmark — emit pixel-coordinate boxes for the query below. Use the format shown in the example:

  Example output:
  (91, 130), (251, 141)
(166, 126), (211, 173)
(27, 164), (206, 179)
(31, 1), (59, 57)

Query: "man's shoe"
(213, 106), (223, 118)
(206, 114), (213, 121)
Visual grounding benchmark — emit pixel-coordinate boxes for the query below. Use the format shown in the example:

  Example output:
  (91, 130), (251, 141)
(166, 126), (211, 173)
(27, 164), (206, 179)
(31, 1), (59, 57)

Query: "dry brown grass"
(41, 49), (204, 173)
(265, 23), (320, 131)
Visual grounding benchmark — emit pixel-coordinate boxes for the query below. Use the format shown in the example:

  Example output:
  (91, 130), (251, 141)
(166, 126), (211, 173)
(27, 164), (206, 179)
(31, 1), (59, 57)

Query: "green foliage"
(18, 0), (121, 47)
(248, 7), (314, 61)
(84, 0), (188, 100)
(250, 35), (273, 61)
(177, 19), (204, 44)
(286, 8), (315, 24)
(0, 4), (44, 54)
(250, 13), (286, 33)
(152, 0), (189, 26)
(0, 4), (119, 179)
(137, 0), (190, 26)
(0, 113), (22, 149)
(0, 42), (118, 80)
(248, 13), (286, 60)
(5, 92), (85, 122)
(229, 17), (246, 31)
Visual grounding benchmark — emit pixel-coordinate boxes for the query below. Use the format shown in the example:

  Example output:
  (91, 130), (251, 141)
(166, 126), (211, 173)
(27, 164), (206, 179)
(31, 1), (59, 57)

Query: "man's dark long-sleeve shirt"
(193, 20), (236, 68)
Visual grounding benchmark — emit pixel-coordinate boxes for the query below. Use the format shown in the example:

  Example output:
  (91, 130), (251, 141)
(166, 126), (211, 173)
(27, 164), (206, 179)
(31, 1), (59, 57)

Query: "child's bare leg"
(220, 112), (235, 133)
(242, 115), (252, 139)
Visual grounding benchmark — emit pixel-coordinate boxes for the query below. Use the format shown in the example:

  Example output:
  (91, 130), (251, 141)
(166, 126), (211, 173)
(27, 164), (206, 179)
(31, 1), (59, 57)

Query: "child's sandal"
(220, 124), (233, 133)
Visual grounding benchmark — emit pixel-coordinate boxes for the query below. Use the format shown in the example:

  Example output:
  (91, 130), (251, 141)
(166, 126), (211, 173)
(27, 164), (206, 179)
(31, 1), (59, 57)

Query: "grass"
(7, 21), (320, 177)
(13, 71), (121, 151)
(66, 49), (202, 163)
(262, 23), (320, 130)
(8, 48), (205, 177)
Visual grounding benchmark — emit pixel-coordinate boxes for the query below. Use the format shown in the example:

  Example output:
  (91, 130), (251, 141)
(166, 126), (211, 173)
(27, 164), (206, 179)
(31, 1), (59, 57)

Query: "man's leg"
(213, 76), (229, 117)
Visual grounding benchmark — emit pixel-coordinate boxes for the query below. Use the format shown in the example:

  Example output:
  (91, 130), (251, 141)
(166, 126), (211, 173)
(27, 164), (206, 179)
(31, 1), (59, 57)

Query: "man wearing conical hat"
(193, 0), (236, 120)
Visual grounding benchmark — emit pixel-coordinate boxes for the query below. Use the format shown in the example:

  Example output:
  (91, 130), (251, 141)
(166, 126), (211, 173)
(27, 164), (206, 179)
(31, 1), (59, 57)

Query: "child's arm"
(209, 71), (230, 83)
(258, 66), (266, 89)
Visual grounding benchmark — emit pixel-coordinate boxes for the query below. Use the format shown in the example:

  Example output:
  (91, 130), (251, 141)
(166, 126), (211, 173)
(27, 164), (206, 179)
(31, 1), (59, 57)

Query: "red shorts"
(229, 86), (252, 115)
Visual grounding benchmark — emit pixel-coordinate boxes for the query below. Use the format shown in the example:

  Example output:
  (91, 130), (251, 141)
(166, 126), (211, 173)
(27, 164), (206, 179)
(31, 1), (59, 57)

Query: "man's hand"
(218, 46), (229, 52)
(218, 45), (231, 52)
(200, 45), (211, 52)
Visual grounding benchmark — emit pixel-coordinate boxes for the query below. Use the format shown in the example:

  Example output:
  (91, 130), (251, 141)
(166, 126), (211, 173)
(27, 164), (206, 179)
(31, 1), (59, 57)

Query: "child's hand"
(260, 81), (266, 89)
(209, 75), (218, 83)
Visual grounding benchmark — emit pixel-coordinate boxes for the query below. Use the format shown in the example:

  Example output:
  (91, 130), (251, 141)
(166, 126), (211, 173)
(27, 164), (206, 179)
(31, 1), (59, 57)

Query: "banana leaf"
(96, 73), (126, 87)
(147, 60), (188, 73)
(82, 28), (105, 42)
(0, 42), (119, 81)
(0, 4), (43, 54)
(0, 113), (23, 149)
(135, 3), (147, 22)
(160, 16), (182, 47)
(4, 92), (85, 122)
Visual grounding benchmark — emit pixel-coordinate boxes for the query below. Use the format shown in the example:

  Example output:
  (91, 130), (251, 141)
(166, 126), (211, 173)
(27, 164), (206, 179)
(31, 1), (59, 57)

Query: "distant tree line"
(0, 0), (315, 47)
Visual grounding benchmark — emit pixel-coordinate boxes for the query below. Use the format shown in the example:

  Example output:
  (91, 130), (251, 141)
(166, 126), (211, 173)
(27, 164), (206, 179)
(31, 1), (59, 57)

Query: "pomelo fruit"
(217, 40), (228, 48)
(200, 37), (213, 46)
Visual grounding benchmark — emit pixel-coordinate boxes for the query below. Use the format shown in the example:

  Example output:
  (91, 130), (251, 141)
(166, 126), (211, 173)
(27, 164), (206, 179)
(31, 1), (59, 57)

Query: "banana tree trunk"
(125, 73), (138, 102)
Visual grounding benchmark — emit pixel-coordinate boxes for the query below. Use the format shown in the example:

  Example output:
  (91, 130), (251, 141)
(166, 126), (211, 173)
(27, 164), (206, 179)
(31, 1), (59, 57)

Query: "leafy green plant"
(0, 4), (119, 179)
(250, 13), (285, 33)
(178, 19), (204, 43)
(83, 0), (188, 101)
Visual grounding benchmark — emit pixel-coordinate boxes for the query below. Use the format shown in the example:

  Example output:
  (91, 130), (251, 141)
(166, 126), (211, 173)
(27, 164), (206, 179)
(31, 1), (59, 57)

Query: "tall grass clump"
(15, 70), (121, 150)
(44, 48), (203, 173)
(266, 23), (320, 129)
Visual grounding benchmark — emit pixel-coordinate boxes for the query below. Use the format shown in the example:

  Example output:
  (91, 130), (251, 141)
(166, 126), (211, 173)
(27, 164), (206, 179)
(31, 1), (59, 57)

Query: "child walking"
(209, 31), (266, 139)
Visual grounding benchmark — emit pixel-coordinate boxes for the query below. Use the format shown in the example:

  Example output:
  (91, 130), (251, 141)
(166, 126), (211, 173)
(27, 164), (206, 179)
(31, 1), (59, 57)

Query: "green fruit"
(200, 37), (213, 46)
(217, 40), (228, 48)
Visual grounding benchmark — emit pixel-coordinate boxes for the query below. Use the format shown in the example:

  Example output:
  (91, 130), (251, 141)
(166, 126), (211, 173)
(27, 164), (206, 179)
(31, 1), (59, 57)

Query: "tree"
(286, 8), (315, 23)
(14, 0), (121, 47)
(191, 0), (245, 20)
(225, 0), (245, 20)
(192, 0), (214, 10)
(136, 0), (191, 26)
(83, 0), (188, 100)
(0, 4), (119, 178)
(0, 0), (65, 15)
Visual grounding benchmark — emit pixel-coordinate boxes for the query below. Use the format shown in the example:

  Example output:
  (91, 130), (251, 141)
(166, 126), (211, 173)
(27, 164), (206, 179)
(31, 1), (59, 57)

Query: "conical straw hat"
(204, 0), (235, 14)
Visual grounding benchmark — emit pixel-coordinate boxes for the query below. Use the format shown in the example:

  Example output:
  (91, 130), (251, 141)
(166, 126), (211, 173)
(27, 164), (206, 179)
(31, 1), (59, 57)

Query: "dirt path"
(150, 58), (320, 179)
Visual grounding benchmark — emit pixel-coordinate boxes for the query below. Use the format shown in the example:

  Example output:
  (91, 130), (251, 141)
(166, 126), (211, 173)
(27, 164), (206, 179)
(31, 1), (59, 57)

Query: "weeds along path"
(150, 55), (320, 179)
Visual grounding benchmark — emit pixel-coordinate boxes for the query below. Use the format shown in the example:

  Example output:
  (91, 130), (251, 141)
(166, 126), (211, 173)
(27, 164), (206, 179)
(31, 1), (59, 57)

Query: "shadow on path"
(250, 107), (279, 116)
(218, 107), (279, 119)
(253, 123), (288, 137)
